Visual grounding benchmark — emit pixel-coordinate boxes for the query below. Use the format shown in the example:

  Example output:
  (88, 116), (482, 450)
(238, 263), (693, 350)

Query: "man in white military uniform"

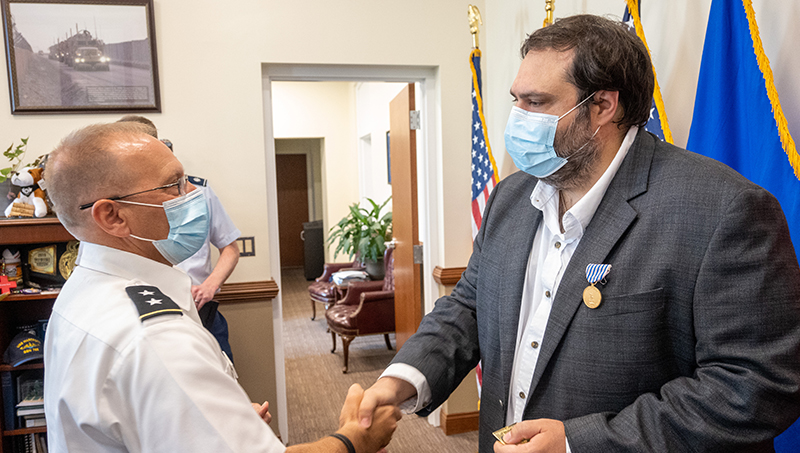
(43, 122), (400, 452)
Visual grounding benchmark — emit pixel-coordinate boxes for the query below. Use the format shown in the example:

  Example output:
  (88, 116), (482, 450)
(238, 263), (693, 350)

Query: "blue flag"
(687, 0), (799, 262)
(686, 1), (800, 447)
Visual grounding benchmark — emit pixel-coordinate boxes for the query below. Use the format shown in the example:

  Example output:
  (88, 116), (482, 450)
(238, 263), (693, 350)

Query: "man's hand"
(192, 282), (218, 310)
(251, 401), (271, 425)
(493, 419), (566, 453)
(338, 383), (401, 453)
(358, 377), (416, 428)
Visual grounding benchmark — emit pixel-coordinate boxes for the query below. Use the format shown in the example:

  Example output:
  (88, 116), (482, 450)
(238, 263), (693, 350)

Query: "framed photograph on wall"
(1, 0), (160, 114)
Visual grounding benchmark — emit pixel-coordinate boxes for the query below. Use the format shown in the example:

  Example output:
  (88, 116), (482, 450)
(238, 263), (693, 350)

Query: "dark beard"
(539, 108), (600, 190)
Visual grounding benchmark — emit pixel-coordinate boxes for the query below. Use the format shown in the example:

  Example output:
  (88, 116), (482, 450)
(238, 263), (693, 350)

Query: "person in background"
(357, 14), (800, 453)
(117, 115), (238, 361)
(43, 121), (400, 452)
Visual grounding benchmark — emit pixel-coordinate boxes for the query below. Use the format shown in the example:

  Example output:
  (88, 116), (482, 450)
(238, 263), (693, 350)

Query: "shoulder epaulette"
(125, 285), (183, 322)
(187, 175), (207, 187)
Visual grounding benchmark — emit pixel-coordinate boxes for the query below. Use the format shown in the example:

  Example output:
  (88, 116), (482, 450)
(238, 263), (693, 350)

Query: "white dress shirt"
(507, 125), (636, 424)
(44, 242), (285, 452)
(383, 126), (639, 446)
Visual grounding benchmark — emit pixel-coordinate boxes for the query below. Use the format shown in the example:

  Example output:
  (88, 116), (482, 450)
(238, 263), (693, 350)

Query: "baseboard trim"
(440, 409), (479, 435)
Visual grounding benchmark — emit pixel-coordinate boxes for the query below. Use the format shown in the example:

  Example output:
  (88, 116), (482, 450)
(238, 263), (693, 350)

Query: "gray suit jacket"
(392, 129), (800, 452)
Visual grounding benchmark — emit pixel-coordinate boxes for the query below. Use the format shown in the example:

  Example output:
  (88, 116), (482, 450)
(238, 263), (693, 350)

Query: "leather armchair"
(308, 258), (364, 320)
(326, 248), (395, 373)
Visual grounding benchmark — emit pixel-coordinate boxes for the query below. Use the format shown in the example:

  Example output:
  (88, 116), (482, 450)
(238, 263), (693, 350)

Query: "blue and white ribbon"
(585, 263), (612, 285)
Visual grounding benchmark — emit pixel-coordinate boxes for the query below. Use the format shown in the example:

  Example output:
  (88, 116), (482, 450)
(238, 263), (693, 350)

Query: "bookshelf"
(1, 217), (73, 453)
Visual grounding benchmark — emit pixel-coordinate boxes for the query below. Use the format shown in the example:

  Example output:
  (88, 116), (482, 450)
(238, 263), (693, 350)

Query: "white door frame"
(261, 63), (443, 442)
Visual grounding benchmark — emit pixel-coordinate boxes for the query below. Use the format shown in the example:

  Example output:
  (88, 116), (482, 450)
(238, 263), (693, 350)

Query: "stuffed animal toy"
(4, 166), (48, 218)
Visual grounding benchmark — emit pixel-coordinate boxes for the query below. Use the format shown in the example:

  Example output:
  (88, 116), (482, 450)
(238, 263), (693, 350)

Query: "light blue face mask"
(504, 92), (596, 178)
(122, 188), (210, 265)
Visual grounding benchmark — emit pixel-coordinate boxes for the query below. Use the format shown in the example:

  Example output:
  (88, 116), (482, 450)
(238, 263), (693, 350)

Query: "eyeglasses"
(78, 175), (188, 210)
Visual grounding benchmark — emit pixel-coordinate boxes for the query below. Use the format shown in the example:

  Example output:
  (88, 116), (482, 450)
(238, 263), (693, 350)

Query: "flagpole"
(468, 5), (482, 49)
(543, 0), (555, 27)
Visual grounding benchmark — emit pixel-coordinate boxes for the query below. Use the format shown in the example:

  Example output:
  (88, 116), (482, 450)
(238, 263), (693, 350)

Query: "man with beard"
(356, 14), (800, 453)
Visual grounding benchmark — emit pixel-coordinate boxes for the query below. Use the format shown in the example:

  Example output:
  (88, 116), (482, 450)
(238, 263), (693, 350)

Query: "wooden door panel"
(276, 154), (309, 268)
(390, 84), (422, 349)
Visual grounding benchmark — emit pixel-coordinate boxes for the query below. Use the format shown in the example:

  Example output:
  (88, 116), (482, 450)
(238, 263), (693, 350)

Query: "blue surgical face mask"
(504, 92), (596, 178)
(122, 188), (210, 265)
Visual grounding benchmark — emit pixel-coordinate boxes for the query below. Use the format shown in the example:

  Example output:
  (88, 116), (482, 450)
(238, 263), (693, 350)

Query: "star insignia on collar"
(145, 298), (162, 306)
(139, 289), (155, 296)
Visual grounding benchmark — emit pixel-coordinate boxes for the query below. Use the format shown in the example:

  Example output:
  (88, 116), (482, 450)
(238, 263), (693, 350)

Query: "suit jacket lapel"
(498, 190), (542, 407)
(525, 129), (655, 401)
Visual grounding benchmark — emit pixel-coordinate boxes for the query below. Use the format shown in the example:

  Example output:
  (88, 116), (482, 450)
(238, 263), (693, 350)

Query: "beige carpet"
(281, 267), (479, 452)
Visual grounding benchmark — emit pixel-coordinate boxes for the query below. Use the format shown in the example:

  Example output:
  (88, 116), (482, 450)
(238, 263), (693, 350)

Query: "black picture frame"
(1, 0), (160, 114)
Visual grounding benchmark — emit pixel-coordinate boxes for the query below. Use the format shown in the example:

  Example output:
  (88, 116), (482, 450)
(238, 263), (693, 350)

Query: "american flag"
(623, 0), (673, 143)
(471, 48), (497, 397)
(470, 49), (499, 239)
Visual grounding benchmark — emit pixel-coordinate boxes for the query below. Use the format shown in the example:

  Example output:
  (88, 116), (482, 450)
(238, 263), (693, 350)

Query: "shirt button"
(545, 290), (551, 298)
(554, 241), (561, 249)
(531, 341), (539, 349)
(519, 391), (526, 399)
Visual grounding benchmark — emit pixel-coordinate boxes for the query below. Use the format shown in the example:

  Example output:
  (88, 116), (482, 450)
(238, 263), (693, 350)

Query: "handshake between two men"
(357, 377), (562, 453)
(283, 383), (402, 453)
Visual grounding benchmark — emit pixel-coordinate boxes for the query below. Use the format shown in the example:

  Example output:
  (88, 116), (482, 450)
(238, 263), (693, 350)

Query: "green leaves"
(1, 138), (29, 183)
(326, 196), (392, 262)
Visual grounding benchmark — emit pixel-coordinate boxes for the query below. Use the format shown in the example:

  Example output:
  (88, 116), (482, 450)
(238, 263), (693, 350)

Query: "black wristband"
(329, 433), (356, 453)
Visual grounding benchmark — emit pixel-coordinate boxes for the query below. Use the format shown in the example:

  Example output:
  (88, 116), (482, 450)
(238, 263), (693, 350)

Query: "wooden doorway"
(276, 154), (309, 268)
(389, 84), (423, 350)
(262, 65), (441, 439)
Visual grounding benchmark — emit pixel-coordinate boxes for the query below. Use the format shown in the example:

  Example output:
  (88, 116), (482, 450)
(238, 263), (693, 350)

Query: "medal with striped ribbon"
(583, 263), (611, 309)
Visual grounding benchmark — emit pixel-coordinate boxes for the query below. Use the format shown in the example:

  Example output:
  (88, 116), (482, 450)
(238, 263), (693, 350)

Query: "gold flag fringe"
(625, 0), (674, 144)
(742, 0), (800, 181)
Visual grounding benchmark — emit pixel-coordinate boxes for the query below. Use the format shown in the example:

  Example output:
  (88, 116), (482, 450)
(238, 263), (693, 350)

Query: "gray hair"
(117, 115), (158, 138)
(46, 122), (153, 233)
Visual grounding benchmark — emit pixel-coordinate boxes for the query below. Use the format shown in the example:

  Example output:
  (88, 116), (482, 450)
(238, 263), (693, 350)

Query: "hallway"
(281, 267), (479, 451)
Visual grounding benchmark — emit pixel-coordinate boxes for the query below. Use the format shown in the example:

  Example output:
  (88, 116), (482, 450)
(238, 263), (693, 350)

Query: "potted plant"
(1, 138), (30, 214)
(1, 138), (29, 183)
(326, 197), (392, 279)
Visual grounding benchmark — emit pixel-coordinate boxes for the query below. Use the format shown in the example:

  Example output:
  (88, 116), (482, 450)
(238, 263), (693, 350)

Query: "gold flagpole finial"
(468, 5), (483, 49)
(543, 0), (555, 27)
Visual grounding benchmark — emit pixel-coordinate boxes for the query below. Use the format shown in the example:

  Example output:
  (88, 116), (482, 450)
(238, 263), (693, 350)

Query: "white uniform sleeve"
(109, 317), (285, 453)
(204, 185), (241, 248)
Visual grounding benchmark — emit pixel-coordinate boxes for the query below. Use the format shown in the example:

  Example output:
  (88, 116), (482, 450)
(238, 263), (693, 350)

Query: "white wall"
(354, 81), (406, 211)
(484, 0), (800, 178)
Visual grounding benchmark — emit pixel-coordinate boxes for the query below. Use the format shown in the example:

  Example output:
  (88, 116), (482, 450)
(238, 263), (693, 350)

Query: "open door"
(389, 84), (423, 349)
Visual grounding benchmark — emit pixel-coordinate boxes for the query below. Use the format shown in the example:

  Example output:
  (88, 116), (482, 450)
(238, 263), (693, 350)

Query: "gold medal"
(583, 284), (602, 309)
(59, 240), (80, 280)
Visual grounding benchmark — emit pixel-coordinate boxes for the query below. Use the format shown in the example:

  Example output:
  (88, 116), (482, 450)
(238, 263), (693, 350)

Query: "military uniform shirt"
(43, 242), (285, 453)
